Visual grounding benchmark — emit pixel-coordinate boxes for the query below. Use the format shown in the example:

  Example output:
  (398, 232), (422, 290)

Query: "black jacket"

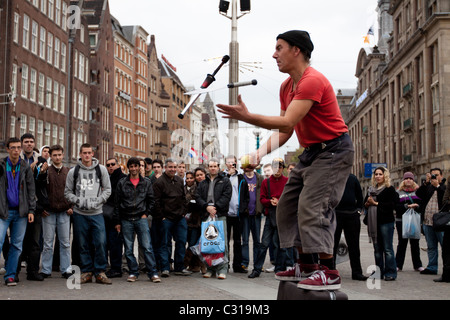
(227, 173), (250, 217)
(364, 186), (398, 225)
(336, 174), (363, 214)
(196, 172), (232, 219)
(153, 173), (186, 221)
(416, 179), (447, 213)
(114, 175), (155, 225)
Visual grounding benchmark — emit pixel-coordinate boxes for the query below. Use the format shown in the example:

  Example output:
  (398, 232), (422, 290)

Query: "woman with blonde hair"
(364, 166), (399, 280)
(395, 172), (424, 272)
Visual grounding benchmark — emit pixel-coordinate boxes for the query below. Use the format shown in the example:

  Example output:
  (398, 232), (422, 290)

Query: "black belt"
(304, 133), (347, 152)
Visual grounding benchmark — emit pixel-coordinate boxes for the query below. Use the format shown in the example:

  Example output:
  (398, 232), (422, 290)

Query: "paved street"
(0, 217), (448, 302)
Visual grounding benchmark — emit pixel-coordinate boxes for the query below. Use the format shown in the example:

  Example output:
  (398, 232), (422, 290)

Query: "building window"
(53, 80), (59, 111)
(23, 14), (30, 50)
(60, 83), (65, 113)
(29, 117), (36, 137)
(37, 120), (44, 147)
(78, 92), (83, 120)
(47, 32), (53, 65)
(45, 122), (51, 146)
(12, 64), (18, 95)
(52, 124), (58, 146)
(10, 116), (16, 138)
(54, 38), (60, 69)
(59, 127), (64, 148)
(21, 64), (29, 99)
(13, 13), (20, 44)
(61, 43), (66, 72)
(48, 0), (54, 21)
(46, 77), (52, 108)
(31, 21), (38, 55)
(431, 84), (440, 113)
(39, 27), (46, 60)
(40, 0), (46, 14)
(55, 0), (61, 26)
(61, 2), (67, 31)
(30, 69), (37, 102)
(38, 73), (45, 105)
(20, 114), (27, 137)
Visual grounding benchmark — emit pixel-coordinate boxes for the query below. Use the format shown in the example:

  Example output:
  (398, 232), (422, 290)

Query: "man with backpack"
(64, 143), (111, 284)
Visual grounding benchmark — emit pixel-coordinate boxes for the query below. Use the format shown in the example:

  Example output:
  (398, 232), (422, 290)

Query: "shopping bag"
(402, 208), (421, 239)
(190, 241), (228, 267)
(200, 217), (225, 254)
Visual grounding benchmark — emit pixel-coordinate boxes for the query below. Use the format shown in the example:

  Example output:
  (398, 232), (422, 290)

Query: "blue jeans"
(423, 224), (444, 272)
(241, 215), (261, 267)
(41, 211), (72, 275)
(373, 222), (397, 279)
(0, 210), (28, 280)
(121, 218), (158, 277)
(72, 212), (107, 275)
(161, 218), (188, 272)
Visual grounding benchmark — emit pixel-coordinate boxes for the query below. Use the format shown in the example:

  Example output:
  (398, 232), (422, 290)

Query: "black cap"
(277, 30), (314, 57)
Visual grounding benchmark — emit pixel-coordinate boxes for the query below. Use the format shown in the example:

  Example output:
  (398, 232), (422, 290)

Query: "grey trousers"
(277, 134), (354, 255)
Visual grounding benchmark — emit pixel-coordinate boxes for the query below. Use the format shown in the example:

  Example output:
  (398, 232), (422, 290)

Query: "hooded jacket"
(64, 158), (111, 216)
(195, 172), (232, 219)
(0, 157), (36, 218)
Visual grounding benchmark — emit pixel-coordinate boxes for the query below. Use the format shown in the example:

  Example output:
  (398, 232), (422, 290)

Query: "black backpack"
(72, 164), (103, 193)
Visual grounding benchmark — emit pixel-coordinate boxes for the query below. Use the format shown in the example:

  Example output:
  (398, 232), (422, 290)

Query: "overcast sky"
(108, 0), (379, 164)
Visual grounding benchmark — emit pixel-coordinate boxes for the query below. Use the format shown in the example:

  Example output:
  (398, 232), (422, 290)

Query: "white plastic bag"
(402, 208), (421, 239)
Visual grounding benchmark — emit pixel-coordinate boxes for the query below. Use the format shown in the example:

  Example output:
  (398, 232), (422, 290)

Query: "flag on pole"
(363, 26), (374, 45)
(189, 147), (197, 158)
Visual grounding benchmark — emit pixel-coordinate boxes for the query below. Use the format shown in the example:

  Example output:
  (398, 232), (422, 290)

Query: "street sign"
(364, 163), (387, 178)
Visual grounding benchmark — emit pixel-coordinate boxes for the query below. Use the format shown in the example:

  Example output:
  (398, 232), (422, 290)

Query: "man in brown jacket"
(37, 145), (73, 279)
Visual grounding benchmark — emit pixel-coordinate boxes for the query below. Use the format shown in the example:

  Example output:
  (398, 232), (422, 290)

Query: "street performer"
(217, 30), (354, 290)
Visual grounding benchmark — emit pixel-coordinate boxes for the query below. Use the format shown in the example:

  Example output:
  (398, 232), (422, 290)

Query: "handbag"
(432, 210), (450, 232)
(402, 208), (421, 239)
(200, 217), (225, 254)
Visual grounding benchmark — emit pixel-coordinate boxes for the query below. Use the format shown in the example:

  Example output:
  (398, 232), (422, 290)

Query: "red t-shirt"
(130, 177), (139, 187)
(280, 67), (348, 147)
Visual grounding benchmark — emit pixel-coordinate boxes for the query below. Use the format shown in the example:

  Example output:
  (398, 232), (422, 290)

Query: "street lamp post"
(219, 0), (250, 158)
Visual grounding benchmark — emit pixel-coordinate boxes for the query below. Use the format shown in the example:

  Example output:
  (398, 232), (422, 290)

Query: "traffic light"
(240, 0), (250, 12)
(219, 0), (229, 13)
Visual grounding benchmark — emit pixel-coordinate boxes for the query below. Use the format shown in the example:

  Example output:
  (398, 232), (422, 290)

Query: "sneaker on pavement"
(80, 272), (93, 284)
(150, 275), (161, 283)
(5, 278), (17, 286)
(203, 272), (213, 278)
(217, 273), (226, 280)
(161, 270), (170, 278)
(174, 269), (192, 276)
(127, 275), (138, 282)
(275, 263), (319, 281)
(264, 266), (275, 273)
(297, 266), (341, 291)
(96, 272), (112, 285)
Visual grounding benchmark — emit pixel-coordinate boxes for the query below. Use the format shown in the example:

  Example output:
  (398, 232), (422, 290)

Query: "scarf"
(6, 157), (21, 208)
(367, 185), (385, 243)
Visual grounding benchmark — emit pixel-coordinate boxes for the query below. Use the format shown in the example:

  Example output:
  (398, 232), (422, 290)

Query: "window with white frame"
(40, 0), (46, 14)
(45, 122), (51, 146)
(59, 127), (64, 148)
(74, 49), (77, 78)
(39, 26), (46, 60)
(13, 13), (20, 44)
(78, 92), (83, 120)
(38, 73), (44, 105)
(55, 0), (61, 26)
(21, 64), (29, 98)
(30, 69), (37, 102)
(53, 80), (59, 111)
(61, 42), (66, 72)
(23, 14), (30, 50)
(54, 38), (60, 69)
(20, 114), (27, 137)
(46, 77), (52, 108)
(73, 90), (77, 118)
(10, 116), (16, 138)
(52, 124), (58, 145)
(29, 117), (36, 137)
(48, 0), (54, 21)
(79, 53), (84, 82)
(31, 21), (38, 55)
(60, 83), (65, 113)
(47, 32), (53, 64)
(37, 120), (44, 147)
(12, 64), (18, 95)
(61, 2), (67, 31)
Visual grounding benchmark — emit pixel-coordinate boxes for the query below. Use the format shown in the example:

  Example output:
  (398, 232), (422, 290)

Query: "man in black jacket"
(196, 158), (232, 279)
(153, 158), (190, 277)
(416, 168), (446, 275)
(114, 157), (160, 283)
(104, 157), (126, 278)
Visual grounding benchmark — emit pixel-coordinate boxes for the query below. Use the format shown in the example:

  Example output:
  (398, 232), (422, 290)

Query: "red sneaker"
(275, 263), (319, 281)
(297, 266), (341, 291)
